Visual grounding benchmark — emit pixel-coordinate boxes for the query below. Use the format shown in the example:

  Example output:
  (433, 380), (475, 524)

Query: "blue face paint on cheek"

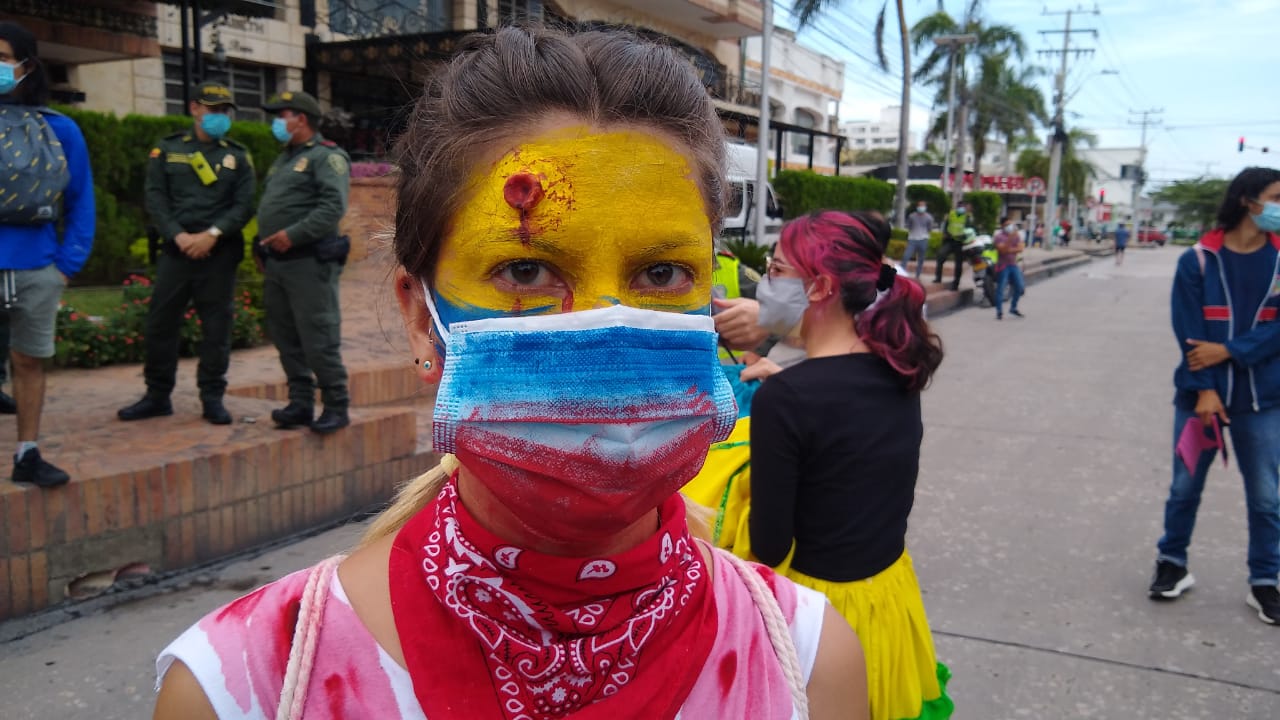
(432, 293), (557, 333)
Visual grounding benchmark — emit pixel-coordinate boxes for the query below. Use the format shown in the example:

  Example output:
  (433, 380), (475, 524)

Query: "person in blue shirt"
(1114, 221), (1130, 266)
(1150, 166), (1280, 626)
(0, 22), (95, 487)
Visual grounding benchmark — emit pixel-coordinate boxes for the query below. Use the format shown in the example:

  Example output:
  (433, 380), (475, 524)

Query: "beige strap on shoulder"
(275, 554), (345, 720)
(719, 550), (810, 719)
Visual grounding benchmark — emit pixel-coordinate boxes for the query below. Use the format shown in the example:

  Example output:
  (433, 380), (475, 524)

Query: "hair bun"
(876, 263), (897, 292)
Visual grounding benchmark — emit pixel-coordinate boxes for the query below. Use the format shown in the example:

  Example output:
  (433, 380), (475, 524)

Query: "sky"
(776, 0), (1280, 189)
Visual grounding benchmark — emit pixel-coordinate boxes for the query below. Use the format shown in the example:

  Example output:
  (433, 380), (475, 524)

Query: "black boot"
(202, 398), (232, 425)
(271, 402), (313, 429)
(12, 447), (70, 487)
(0, 390), (15, 414)
(118, 394), (173, 421)
(310, 407), (349, 435)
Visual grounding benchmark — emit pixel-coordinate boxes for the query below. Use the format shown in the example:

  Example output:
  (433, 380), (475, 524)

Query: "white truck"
(720, 141), (784, 245)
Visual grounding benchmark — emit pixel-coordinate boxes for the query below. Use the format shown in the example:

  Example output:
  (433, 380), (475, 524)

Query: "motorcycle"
(959, 231), (998, 307)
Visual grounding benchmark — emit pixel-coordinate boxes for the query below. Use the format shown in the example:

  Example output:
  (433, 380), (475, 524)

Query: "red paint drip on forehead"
(503, 172), (544, 211)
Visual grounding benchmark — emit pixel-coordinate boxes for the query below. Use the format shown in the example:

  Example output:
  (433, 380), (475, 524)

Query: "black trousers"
(143, 245), (240, 401)
(933, 238), (965, 287)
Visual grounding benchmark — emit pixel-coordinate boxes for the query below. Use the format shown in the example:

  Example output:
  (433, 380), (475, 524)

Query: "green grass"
(63, 286), (124, 317)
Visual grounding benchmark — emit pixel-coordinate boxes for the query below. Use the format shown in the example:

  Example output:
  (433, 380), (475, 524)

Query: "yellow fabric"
(682, 416), (752, 551)
(786, 552), (947, 720)
(712, 254), (742, 361)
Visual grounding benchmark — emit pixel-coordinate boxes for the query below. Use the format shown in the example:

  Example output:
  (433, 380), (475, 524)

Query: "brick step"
(0, 396), (436, 620)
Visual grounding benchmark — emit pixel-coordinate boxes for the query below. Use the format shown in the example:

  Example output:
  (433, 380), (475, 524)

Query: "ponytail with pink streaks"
(779, 210), (943, 391)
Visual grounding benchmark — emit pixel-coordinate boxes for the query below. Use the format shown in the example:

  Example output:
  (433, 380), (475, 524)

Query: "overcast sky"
(778, 0), (1280, 189)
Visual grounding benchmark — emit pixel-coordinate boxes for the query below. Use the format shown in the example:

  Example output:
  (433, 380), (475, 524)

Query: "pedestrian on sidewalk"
(1114, 221), (1130, 266)
(0, 22), (94, 487)
(903, 201), (934, 279)
(1150, 166), (1280, 626)
(993, 216), (1026, 320)
(748, 210), (950, 720)
(256, 91), (352, 435)
(117, 82), (255, 426)
(933, 201), (972, 290)
(153, 26), (869, 720)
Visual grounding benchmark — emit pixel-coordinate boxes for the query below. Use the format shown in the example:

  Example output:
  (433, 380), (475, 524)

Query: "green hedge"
(906, 184), (951, 218)
(771, 170), (894, 219)
(886, 229), (944, 260)
(56, 107), (282, 284)
(962, 191), (1002, 234)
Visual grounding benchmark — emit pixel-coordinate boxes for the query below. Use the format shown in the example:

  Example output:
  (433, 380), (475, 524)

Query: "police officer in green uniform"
(710, 249), (761, 362)
(256, 90), (351, 434)
(118, 82), (255, 425)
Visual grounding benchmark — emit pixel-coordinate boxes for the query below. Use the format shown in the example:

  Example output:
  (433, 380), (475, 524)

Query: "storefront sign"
(943, 174), (1037, 193)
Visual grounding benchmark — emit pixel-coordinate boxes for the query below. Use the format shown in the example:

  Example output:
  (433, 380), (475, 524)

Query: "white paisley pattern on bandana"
(419, 480), (706, 719)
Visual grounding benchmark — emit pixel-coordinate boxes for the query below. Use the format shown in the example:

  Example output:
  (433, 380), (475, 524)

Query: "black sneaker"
(1010, 309), (1024, 318)
(271, 402), (313, 429)
(0, 390), (15, 414)
(12, 448), (70, 488)
(202, 399), (232, 426)
(117, 395), (173, 421)
(1246, 585), (1280, 625)
(310, 407), (349, 435)
(1149, 560), (1195, 599)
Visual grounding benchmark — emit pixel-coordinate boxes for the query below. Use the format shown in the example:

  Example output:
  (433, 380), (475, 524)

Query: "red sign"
(942, 174), (1037, 194)
(1027, 176), (1046, 195)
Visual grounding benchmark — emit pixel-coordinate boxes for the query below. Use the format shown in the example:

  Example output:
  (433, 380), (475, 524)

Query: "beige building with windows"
(742, 27), (844, 174)
(12, 0), (768, 156)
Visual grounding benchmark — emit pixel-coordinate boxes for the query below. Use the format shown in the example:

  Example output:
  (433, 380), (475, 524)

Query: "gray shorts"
(2, 265), (64, 358)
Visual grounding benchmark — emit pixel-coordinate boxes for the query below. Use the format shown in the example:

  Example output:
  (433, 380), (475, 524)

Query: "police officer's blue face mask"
(271, 117), (292, 144)
(200, 112), (231, 140)
(0, 60), (26, 95)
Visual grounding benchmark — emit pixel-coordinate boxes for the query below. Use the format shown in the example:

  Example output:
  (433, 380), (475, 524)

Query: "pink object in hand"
(1176, 417), (1229, 474)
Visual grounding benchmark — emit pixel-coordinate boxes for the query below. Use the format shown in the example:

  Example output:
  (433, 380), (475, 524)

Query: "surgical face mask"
(756, 275), (811, 336)
(1005, 223), (1016, 234)
(916, 205), (927, 213)
(200, 112), (231, 139)
(957, 207), (966, 215)
(422, 283), (737, 545)
(271, 116), (292, 143)
(0, 60), (25, 95)
(1252, 201), (1280, 233)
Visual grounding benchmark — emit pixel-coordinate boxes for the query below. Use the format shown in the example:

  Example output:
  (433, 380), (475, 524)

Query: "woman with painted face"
(1150, 166), (1280, 626)
(152, 26), (868, 720)
(749, 211), (950, 720)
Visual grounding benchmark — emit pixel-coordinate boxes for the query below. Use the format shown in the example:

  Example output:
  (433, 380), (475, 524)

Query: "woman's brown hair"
(367, 24), (727, 544)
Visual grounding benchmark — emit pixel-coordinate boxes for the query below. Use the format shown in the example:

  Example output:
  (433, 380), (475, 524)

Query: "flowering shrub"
(350, 161), (395, 179)
(54, 274), (267, 369)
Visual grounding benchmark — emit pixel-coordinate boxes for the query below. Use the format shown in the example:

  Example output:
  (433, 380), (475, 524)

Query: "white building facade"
(841, 106), (914, 155)
(743, 28), (844, 175)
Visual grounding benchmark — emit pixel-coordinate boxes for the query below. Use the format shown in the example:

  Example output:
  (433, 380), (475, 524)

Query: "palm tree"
(1015, 127), (1097, 203)
(989, 60), (1048, 176)
(793, 0), (922, 227)
(911, 2), (1025, 193)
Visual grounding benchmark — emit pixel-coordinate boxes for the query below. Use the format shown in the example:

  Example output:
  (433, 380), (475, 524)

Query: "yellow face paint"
(433, 127), (713, 324)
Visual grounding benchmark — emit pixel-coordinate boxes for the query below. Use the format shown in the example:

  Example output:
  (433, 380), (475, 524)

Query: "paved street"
(1, 244), (1277, 718)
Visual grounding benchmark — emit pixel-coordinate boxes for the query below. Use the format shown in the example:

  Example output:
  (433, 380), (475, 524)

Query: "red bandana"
(389, 476), (717, 720)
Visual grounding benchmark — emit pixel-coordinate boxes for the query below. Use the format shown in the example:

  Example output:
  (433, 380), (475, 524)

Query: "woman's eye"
(634, 263), (692, 290)
(496, 260), (553, 287)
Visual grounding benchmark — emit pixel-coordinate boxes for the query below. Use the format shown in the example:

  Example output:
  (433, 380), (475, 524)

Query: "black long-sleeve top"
(748, 353), (922, 582)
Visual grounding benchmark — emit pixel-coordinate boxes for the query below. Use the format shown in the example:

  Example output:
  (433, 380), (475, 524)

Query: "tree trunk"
(892, 0), (910, 229)
(972, 132), (985, 184)
(1004, 133), (1014, 176)
(952, 97), (968, 205)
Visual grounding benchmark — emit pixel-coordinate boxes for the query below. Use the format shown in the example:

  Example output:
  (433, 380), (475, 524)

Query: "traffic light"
(1240, 137), (1246, 152)
(1099, 188), (1105, 203)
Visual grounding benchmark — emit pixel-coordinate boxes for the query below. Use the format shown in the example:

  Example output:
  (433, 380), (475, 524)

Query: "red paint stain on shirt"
(719, 650), (738, 695)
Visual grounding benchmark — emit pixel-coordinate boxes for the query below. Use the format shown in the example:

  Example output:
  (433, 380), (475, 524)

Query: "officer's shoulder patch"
(320, 140), (338, 148)
(716, 249), (737, 259)
(742, 266), (762, 283)
(327, 153), (348, 176)
(149, 147), (162, 159)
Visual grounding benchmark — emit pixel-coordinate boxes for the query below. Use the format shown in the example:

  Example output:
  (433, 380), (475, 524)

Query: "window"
(497, 0), (543, 21)
(164, 52), (277, 122)
(855, 138), (866, 146)
(870, 126), (879, 132)
(791, 108), (817, 155)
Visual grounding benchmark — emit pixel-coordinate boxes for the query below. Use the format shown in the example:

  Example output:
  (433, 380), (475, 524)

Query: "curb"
(924, 253), (1095, 319)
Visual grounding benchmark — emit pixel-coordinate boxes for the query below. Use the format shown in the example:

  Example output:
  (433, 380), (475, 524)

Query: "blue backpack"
(0, 105), (70, 224)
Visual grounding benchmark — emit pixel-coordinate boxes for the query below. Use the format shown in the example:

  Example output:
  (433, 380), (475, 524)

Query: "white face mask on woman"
(755, 275), (811, 336)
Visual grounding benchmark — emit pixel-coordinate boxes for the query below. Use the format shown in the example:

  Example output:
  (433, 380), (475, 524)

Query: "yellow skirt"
(785, 552), (953, 720)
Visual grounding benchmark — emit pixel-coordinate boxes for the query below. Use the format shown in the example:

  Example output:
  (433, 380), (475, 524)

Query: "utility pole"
(933, 34), (977, 205)
(1039, 6), (1097, 247)
(754, 1), (773, 246)
(1129, 108), (1163, 243)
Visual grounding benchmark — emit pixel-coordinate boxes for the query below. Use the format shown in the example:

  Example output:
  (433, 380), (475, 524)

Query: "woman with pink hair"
(749, 210), (951, 720)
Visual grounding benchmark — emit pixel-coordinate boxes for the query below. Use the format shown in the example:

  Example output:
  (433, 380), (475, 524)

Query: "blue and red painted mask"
(424, 288), (737, 544)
